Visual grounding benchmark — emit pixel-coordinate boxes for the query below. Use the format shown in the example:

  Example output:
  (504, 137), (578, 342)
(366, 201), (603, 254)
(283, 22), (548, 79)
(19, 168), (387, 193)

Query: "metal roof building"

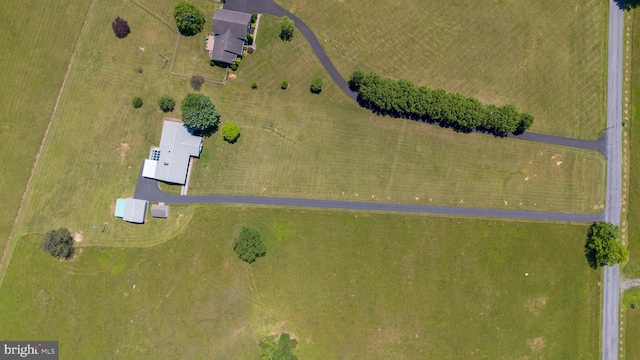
(143, 120), (202, 185)
(151, 203), (169, 218)
(122, 198), (148, 224)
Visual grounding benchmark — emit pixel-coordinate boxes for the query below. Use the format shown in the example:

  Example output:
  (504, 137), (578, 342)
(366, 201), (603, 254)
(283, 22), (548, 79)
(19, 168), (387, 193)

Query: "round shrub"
(251, 81), (257, 89)
(190, 75), (205, 91)
(247, 33), (254, 45)
(222, 123), (240, 143)
(310, 76), (323, 94)
(233, 227), (266, 263)
(41, 227), (74, 260)
(132, 97), (143, 108)
(112, 17), (130, 38)
(281, 80), (288, 90)
(158, 95), (176, 112)
(230, 63), (238, 71)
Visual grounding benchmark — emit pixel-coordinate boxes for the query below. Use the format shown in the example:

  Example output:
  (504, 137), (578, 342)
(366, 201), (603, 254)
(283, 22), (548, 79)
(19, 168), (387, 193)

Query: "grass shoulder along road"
(623, 6), (640, 358)
(0, 206), (600, 358)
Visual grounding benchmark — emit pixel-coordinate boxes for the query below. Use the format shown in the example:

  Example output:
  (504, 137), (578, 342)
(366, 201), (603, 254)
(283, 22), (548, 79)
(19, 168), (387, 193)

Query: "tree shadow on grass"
(189, 124), (218, 138)
(585, 243), (599, 269)
(615, 0), (640, 10)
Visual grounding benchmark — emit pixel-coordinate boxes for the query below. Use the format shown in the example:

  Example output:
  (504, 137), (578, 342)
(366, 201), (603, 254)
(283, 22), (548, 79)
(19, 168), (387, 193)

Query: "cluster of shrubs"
(349, 71), (534, 136)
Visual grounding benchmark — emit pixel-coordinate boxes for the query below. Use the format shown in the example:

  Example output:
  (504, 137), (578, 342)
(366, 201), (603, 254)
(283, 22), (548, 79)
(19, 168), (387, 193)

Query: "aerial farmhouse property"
(208, 9), (251, 65)
(143, 119), (203, 185)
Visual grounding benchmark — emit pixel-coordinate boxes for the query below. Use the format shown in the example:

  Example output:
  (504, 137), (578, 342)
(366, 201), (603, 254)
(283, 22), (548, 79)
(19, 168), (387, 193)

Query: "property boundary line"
(0, 0), (97, 284)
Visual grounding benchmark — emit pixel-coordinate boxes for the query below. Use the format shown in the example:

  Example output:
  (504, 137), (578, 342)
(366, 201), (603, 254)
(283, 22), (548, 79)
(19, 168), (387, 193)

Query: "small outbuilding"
(122, 198), (148, 224)
(151, 202), (169, 219)
(114, 198), (127, 218)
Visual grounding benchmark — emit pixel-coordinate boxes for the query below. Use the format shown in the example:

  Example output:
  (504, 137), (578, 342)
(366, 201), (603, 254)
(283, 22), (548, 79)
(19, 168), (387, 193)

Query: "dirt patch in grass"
(527, 336), (546, 353)
(118, 143), (129, 163)
(524, 295), (547, 316)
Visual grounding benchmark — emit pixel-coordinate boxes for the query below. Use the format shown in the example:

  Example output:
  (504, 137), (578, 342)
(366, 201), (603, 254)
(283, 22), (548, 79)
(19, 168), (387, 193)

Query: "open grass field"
(0, 206), (600, 358)
(624, 7), (640, 358)
(190, 15), (606, 214)
(0, 0), (91, 259)
(275, 0), (608, 139)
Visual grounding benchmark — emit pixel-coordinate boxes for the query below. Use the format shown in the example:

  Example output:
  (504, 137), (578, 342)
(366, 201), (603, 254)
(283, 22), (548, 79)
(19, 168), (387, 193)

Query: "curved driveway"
(226, 0), (609, 156)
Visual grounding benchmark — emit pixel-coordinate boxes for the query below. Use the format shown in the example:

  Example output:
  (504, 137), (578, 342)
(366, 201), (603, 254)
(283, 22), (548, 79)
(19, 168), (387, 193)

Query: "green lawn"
(0, 0), (91, 257)
(0, 1), (605, 358)
(190, 15), (606, 214)
(0, 206), (600, 358)
(4, 0), (606, 274)
(276, 0), (608, 139)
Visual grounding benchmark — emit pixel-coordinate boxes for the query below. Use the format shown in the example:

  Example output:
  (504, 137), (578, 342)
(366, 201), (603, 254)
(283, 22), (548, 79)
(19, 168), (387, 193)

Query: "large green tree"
(279, 16), (295, 41)
(585, 221), (629, 268)
(180, 93), (220, 133)
(41, 227), (74, 260)
(233, 227), (266, 263)
(173, 2), (205, 36)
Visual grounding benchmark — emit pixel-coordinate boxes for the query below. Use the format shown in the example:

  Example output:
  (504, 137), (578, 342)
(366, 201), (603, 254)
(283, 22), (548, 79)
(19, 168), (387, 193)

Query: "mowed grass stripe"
(278, 0), (607, 139)
(0, 0), (91, 255)
(12, 0), (195, 250)
(0, 207), (600, 358)
(10, 2), (604, 256)
(189, 15), (605, 214)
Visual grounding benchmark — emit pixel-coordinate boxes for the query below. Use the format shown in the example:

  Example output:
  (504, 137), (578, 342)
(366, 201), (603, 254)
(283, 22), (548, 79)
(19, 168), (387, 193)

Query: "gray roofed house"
(210, 9), (251, 64)
(151, 203), (169, 218)
(143, 119), (202, 185)
(123, 198), (148, 224)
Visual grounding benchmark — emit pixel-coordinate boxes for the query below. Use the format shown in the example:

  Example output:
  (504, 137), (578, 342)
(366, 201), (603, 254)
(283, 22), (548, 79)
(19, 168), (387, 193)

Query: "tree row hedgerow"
(349, 71), (534, 136)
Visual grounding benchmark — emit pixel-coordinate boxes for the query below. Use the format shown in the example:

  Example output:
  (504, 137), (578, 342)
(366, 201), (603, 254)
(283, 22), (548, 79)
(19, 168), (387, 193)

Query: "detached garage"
(115, 198), (148, 224)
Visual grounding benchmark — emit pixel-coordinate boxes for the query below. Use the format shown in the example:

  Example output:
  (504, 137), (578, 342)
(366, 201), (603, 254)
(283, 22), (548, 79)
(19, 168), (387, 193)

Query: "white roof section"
(123, 198), (148, 224)
(143, 120), (202, 185)
(142, 159), (157, 178)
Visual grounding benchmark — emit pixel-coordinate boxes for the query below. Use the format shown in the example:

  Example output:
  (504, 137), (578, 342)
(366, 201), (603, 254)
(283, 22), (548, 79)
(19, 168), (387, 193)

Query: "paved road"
(134, 166), (603, 222)
(602, 1), (624, 359)
(225, 0), (609, 155)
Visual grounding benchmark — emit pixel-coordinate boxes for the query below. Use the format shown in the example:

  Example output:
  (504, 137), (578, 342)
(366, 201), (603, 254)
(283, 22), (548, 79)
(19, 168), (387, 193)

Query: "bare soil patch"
(524, 295), (547, 316)
(527, 336), (546, 353)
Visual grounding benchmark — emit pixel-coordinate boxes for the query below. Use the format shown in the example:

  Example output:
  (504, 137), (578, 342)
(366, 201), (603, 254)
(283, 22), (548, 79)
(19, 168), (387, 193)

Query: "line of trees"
(349, 71), (534, 137)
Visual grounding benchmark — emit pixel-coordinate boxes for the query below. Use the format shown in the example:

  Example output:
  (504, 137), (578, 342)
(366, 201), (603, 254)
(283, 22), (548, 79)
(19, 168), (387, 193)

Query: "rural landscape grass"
(0, 207), (600, 358)
(0, 0), (608, 358)
(276, 0), (608, 139)
(0, 0), (91, 258)
(190, 15), (606, 214)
